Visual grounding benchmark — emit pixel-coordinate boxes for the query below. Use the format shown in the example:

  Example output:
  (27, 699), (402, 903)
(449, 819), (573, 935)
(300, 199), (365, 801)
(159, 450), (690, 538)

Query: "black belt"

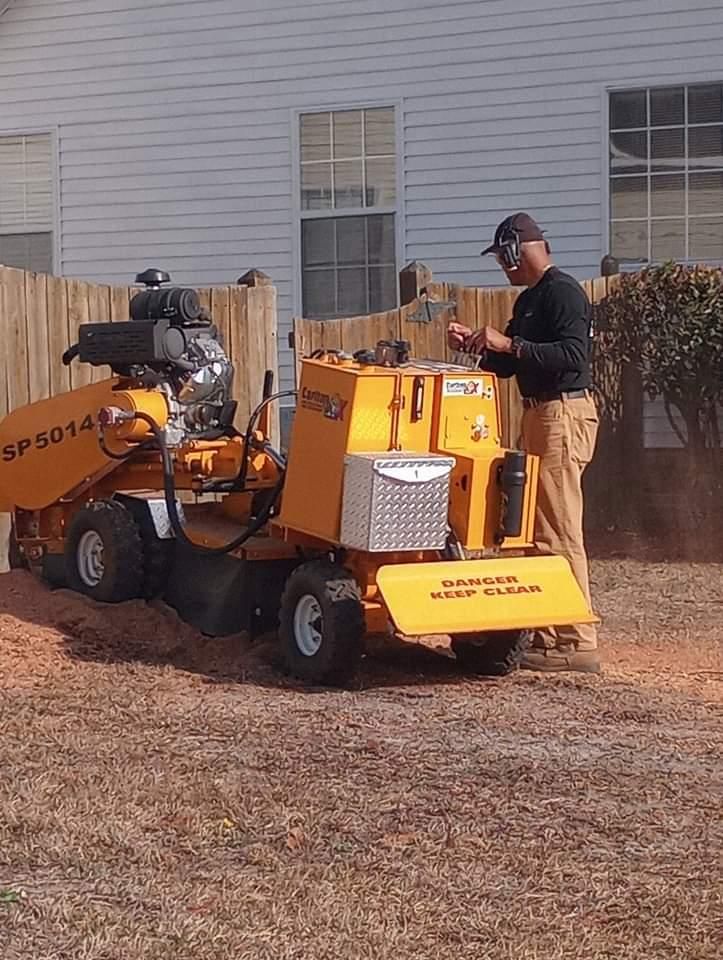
(522, 389), (588, 408)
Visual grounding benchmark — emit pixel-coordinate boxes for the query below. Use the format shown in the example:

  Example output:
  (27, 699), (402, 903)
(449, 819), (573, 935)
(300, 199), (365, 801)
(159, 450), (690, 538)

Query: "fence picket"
(25, 271), (50, 403)
(89, 284), (112, 384)
(211, 286), (231, 357)
(3, 267), (30, 410)
(245, 285), (272, 421)
(67, 279), (93, 389)
(109, 285), (130, 324)
(0, 270), (8, 417)
(262, 284), (281, 440)
(47, 276), (71, 397)
(229, 286), (249, 422)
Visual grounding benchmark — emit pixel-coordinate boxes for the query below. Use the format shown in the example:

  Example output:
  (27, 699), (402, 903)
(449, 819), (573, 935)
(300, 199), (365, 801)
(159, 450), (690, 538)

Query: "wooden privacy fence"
(292, 266), (619, 446)
(0, 266), (279, 434)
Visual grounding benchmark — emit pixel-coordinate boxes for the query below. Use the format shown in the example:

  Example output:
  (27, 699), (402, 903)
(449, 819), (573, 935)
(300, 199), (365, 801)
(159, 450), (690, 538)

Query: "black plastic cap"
(135, 268), (171, 287)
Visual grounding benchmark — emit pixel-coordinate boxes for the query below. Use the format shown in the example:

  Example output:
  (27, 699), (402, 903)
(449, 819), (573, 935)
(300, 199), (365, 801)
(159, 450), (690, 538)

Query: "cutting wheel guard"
(376, 555), (599, 636)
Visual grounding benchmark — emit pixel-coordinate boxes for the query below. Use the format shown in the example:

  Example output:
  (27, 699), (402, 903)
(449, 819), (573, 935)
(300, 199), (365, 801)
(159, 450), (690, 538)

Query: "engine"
(66, 271), (236, 445)
(160, 327), (235, 445)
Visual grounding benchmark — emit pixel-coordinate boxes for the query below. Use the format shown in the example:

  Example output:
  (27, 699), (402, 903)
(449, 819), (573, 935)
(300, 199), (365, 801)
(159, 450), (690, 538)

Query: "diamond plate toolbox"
(340, 452), (455, 552)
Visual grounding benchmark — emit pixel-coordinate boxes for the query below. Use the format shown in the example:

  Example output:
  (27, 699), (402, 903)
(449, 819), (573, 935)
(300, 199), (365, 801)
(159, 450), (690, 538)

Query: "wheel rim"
(293, 594), (324, 657)
(77, 530), (105, 587)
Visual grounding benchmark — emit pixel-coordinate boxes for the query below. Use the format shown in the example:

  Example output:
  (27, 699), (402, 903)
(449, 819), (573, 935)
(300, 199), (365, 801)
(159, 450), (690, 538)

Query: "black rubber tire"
(109, 495), (173, 600)
(278, 560), (365, 687)
(451, 629), (532, 677)
(64, 500), (144, 603)
(41, 554), (68, 589)
(140, 534), (173, 600)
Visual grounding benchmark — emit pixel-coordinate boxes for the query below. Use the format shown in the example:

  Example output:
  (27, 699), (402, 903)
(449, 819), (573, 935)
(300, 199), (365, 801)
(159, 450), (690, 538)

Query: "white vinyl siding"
(0, 0), (722, 393)
(643, 397), (723, 449)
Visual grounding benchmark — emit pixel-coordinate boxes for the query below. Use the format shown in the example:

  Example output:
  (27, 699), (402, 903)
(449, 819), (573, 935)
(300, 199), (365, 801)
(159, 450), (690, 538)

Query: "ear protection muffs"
(496, 226), (522, 270)
(496, 232), (551, 269)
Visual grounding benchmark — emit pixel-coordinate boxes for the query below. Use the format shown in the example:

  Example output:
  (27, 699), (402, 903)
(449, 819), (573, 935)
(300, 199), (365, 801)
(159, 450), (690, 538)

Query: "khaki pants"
(520, 393), (599, 651)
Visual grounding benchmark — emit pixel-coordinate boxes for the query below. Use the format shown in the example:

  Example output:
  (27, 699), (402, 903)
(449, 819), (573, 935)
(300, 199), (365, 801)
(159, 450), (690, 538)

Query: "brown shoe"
(520, 645), (601, 674)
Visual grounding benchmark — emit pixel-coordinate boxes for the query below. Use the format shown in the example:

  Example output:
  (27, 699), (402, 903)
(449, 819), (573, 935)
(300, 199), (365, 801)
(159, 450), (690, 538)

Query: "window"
(299, 107), (397, 319)
(609, 83), (723, 264)
(0, 133), (54, 274)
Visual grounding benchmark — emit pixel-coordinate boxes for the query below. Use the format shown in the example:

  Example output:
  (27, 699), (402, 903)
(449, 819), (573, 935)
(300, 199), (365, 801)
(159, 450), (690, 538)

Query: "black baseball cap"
(481, 212), (546, 256)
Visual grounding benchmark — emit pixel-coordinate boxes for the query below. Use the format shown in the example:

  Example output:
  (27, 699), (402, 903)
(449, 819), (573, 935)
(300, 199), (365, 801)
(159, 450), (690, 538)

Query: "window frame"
(0, 125), (59, 276)
(602, 77), (723, 268)
(291, 99), (404, 322)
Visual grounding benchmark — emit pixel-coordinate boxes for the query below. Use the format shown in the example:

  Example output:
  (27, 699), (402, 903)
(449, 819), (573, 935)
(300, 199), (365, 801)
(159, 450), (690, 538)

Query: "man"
(448, 212), (600, 673)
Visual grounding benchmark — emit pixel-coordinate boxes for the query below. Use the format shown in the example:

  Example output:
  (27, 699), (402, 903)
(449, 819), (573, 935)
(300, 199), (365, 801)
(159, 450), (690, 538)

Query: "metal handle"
(374, 463), (452, 484)
(411, 376), (425, 422)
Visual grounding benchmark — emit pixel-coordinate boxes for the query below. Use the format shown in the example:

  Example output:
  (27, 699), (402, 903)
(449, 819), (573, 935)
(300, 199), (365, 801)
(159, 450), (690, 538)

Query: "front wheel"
(279, 561), (365, 687)
(64, 500), (144, 603)
(451, 630), (532, 677)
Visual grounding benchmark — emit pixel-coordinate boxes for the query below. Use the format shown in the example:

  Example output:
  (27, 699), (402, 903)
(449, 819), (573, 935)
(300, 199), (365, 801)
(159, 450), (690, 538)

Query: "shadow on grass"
(64, 623), (474, 695)
(0, 571), (473, 694)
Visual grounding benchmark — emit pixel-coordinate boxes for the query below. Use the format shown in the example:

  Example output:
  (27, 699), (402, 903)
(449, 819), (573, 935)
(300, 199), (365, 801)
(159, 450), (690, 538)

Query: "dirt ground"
(0, 560), (721, 960)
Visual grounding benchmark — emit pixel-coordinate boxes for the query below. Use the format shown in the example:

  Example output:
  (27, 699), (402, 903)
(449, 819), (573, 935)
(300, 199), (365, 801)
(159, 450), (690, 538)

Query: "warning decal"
(430, 576), (543, 600)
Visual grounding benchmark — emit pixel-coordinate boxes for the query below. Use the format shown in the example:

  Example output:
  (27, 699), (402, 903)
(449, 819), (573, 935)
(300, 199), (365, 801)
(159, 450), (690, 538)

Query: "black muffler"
(496, 451), (528, 543)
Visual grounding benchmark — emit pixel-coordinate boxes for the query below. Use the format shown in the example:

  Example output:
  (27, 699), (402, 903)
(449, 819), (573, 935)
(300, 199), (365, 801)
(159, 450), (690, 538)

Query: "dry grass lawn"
(0, 560), (721, 959)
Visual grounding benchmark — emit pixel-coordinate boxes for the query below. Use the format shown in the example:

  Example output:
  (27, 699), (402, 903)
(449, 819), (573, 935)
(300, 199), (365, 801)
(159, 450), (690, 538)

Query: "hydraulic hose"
(199, 436), (286, 494)
(235, 388), (296, 491)
(118, 411), (285, 557)
(255, 440), (287, 471)
(99, 436), (155, 462)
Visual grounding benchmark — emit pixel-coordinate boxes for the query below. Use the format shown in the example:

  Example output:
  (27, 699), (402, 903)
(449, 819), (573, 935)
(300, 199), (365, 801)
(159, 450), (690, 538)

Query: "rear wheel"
(110, 495), (173, 600)
(451, 630), (532, 677)
(41, 554), (67, 589)
(65, 500), (144, 603)
(279, 561), (365, 687)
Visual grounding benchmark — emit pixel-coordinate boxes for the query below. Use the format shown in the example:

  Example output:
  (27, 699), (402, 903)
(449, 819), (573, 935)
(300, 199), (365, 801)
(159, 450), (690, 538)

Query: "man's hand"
(448, 321), (513, 355)
(480, 325), (513, 353)
(447, 322), (472, 351)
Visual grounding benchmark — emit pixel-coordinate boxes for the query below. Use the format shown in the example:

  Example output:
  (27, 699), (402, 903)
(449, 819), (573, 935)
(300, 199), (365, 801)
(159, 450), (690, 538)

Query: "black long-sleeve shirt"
(477, 266), (592, 397)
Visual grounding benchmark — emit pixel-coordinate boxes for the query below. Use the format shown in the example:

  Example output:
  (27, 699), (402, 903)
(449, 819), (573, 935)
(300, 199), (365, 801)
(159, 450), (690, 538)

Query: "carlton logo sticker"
(443, 378), (493, 398)
(443, 378), (484, 397)
(301, 387), (348, 421)
(430, 575), (542, 600)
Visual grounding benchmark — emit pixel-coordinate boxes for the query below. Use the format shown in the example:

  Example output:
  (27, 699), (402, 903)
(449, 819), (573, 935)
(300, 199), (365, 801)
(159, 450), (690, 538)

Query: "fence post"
(237, 269), (272, 288)
(237, 269), (279, 442)
(601, 254), (619, 277)
(399, 261), (433, 306)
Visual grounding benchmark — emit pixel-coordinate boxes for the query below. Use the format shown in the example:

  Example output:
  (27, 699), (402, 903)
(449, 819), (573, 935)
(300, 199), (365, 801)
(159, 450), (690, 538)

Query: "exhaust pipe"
(496, 451), (528, 543)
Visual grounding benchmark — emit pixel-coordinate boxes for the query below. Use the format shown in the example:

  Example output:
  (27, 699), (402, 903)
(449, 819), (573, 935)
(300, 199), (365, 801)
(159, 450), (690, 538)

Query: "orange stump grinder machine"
(0, 271), (597, 685)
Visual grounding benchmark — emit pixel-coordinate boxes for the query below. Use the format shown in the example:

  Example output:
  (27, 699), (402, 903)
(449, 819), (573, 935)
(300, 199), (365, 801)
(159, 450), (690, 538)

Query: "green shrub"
(596, 261), (723, 456)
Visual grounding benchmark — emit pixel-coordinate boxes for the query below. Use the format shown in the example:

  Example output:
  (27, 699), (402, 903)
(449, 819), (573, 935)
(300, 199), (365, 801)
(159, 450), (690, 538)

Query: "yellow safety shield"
(376, 555), (599, 636)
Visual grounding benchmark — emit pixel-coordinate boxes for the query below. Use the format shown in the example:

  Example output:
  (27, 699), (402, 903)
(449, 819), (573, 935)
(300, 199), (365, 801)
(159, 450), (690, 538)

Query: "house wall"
(1, 0), (723, 402)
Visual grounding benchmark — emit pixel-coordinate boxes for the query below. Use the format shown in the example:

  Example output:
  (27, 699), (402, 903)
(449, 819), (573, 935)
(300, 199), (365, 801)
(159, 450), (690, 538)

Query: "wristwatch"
(510, 336), (525, 358)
